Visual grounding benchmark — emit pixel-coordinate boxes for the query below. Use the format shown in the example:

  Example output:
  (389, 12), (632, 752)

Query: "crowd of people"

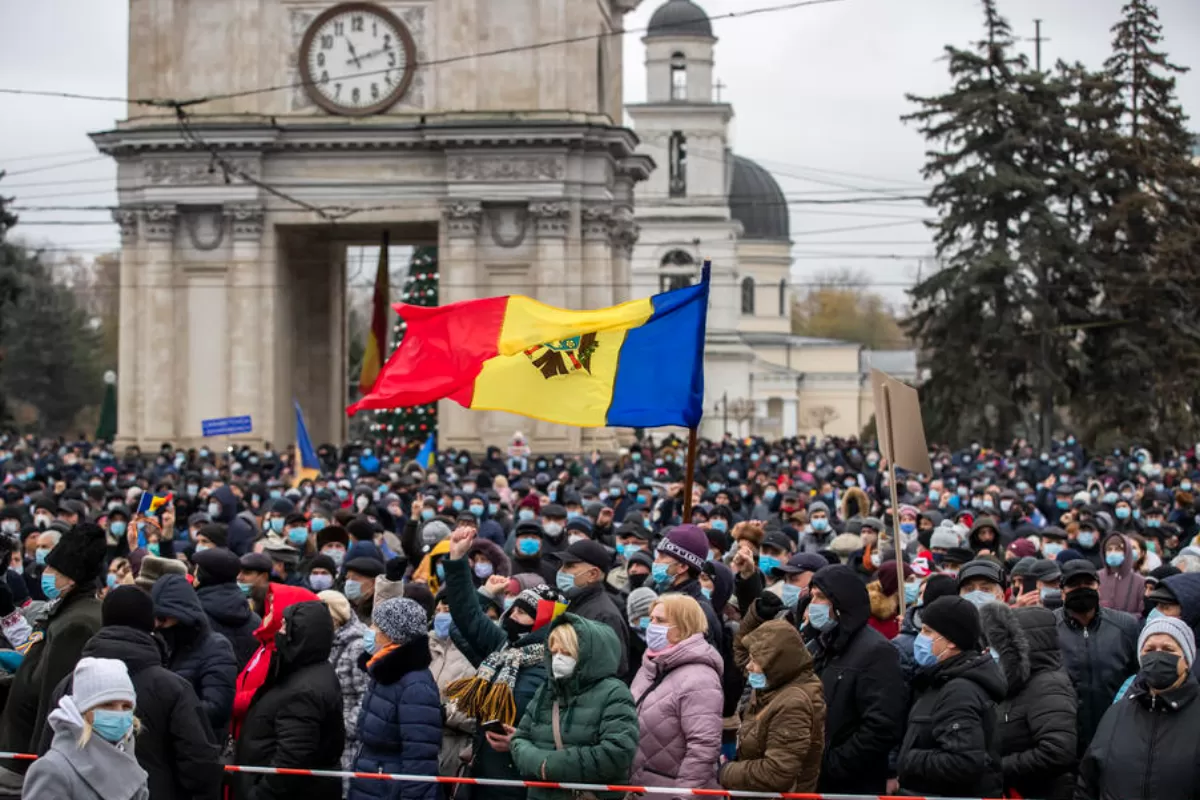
(1, 430), (1200, 799)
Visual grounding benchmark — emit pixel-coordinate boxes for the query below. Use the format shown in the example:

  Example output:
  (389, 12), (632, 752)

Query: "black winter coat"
(564, 582), (629, 678)
(152, 574), (239, 737)
(1053, 607), (1139, 755)
(39, 625), (223, 800)
(809, 565), (907, 795)
(984, 605), (1077, 800)
(1076, 674), (1200, 800)
(898, 651), (1007, 798)
(197, 581), (261, 670)
(233, 601), (345, 800)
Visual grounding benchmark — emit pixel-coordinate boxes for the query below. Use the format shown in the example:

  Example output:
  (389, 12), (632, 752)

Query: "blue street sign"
(201, 415), (253, 437)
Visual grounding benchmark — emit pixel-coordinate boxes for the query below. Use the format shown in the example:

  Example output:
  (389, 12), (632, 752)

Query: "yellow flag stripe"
(497, 295), (654, 356)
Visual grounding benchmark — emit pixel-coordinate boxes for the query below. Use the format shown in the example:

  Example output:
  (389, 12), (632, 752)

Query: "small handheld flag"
(136, 491), (173, 516)
(416, 435), (436, 470)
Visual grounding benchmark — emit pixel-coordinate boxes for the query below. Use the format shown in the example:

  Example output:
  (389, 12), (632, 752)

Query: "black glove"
(755, 590), (784, 621)
(0, 577), (15, 618)
(385, 556), (408, 582)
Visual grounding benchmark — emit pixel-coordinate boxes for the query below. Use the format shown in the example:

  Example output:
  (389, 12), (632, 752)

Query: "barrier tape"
(0, 751), (1002, 800)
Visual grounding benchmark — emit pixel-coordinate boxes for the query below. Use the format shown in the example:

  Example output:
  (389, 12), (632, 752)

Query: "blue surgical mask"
(758, 555), (780, 574)
(237, 581), (253, 596)
(651, 561), (673, 589)
(436, 562), (445, 582)
(904, 582), (920, 605)
(781, 582), (803, 608)
(362, 628), (377, 654)
(1147, 519), (1162, 528)
(646, 622), (671, 652)
(311, 517), (328, 532)
(91, 709), (135, 743)
(420, 508), (436, 522)
(1115, 507), (1131, 520)
(637, 495), (649, 506)
(469, 505), (485, 517)
(269, 489), (282, 500)
(452, 500), (464, 512)
(518, 509), (536, 522)
(711, 519), (728, 532)
(928, 489), (939, 502)
(1106, 552), (1125, 568)
(269, 518), (285, 534)
(913, 633), (938, 667)
(287, 528), (308, 546)
(309, 574), (333, 592)
(807, 602), (834, 631)
(701, 586), (712, 600)
(489, 503), (500, 515)
(517, 538), (540, 556)
(963, 589), (996, 608)
(322, 547), (345, 566)
(474, 561), (494, 579)
(110, 521), (127, 537)
(1147, 607), (1165, 622)
(747, 671), (767, 690)
(147, 543), (160, 556)
(41, 572), (60, 600)
(433, 611), (452, 639)
(34, 548), (49, 565)
(1043, 542), (1064, 558)
(811, 518), (829, 532)
(1077, 532), (1096, 549)
(345, 580), (364, 601)
(627, 483), (640, 494)
(899, 522), (916, 535)
(1056, 499), (1070, 510)
(106, 573), (119, 589)
(707, 482), (722, 493)
(764, 490), (777, 501)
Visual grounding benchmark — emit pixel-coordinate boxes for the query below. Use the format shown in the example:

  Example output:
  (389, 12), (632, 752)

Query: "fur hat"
(830, 533), (862, 558)
(372, 597), (428, 646)
(135, 553), (188, 589)
(316, 525), (350, 551)
(45, 522), (107, 585)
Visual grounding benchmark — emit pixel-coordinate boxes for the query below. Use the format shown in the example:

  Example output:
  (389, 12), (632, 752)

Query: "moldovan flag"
(292, 400), (322, 486)
(358, 231), (390, 395)
(347, 263), (711, 428)
(136, 491), (173, 516)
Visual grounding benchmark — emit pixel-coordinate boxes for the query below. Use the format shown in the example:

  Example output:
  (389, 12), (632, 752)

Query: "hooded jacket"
(1098, 533), (1145, 616)
(23, 695), (149, 800)
(1077, 673), (1200, 800)
(151, 573), (238, 737)
(980, 604), (1077, 800)
(628, 633), (723, 797)
(330, 615), (370, 771)
(807, 565), (907, 794)
(212, 486), (256, 556)
(466, 537), (512, 585)
(1054, 606), (1139, 755)
(722, 620), (826, 793)
(233, 601), (345, 800)
(509, 614), (639, 800)
(197, 580), (262, 670)
(898, 651), (1007, 797)
(39, 625), (222, 800)
(348, 636), (442, 800)
(563, 580), (630, 678)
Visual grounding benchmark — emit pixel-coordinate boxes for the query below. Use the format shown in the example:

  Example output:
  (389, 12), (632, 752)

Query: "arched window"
(660, 249), (695, 292)
(778, 279), (788, 316)
(741, 276), (756, 315)
(669, 131), (687, 197)
(670, 52), (688, 101)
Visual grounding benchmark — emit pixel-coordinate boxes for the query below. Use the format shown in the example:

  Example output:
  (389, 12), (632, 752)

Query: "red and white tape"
(0, 751), (1000, 800)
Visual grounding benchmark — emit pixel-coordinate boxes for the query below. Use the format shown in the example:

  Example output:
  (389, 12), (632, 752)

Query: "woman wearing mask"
(1099, 533), (1145, 616)
(348, 598), (441, 800)
(897, 595), (1005, 797)
(319, 589), (369, 776)
(628, 595), (723, 796)
(722, 619), (826, 793)
(23, 657), (149, 800)
(509, 615), (638, 800)
(429, 593), (477, 777)
(1078, 616), (1200, 798)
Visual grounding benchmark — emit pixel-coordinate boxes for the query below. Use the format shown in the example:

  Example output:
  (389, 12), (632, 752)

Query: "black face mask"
(1064, 586), (1100, 614)
(1140, 651), (1182, 691)
(502, 616), (532, 644)
(628, 573), (649, 590)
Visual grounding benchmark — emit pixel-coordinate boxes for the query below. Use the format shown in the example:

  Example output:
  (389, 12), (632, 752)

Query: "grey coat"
(22, 696), (149, 800)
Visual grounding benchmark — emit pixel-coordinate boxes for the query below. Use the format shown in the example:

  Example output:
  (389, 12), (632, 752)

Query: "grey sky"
(1, 0), (1198, 305)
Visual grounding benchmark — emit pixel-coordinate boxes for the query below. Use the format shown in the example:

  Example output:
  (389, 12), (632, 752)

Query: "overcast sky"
(1, 0), (1197, 304)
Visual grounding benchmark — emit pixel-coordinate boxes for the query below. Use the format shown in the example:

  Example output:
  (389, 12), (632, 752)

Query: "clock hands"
(346, 40), (362, 69)
(346, 46), (393, 66)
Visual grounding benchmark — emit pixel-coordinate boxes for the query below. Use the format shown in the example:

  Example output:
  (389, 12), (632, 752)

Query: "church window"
(669, 132), (687, 197)
(671, 52), (687, 101)
(779, 279), (788, 316)
(741, 276), (756, 314)
(660, 249), (695, 292)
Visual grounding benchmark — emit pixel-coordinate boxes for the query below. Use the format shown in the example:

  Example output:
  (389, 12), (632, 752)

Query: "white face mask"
(551, 653), (577, 679)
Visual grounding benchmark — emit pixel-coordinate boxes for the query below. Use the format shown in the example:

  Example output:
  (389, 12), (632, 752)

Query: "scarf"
(367, 642), (400, 669)
(445, 643), (545, 727)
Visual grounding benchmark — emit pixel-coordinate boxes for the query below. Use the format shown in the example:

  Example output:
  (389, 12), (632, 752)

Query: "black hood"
(812, 564), (870, 643)
(1163, 573), (1200, 629)
(921, 651), (1008, 701)
(81, 626), (168, 675)
(210, 485), (238, 524)
(276, 600), (333, 668)
(979, 601), (1031, 693)
(1014, 606), (1064, 675)
(151, 573), (207, 628)
(197, 581), (256, 628)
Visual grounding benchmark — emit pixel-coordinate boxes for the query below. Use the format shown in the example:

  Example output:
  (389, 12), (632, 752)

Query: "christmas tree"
(372, 245), (439, 453)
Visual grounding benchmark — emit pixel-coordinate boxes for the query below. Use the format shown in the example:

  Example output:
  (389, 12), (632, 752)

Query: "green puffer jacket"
(510, 614), (639, 800)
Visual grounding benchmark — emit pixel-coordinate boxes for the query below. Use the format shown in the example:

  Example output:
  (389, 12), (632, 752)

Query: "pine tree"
(1077, 0), (1200, 448)
(373, 246), (439, 453)
(902, 0), (1077, 444)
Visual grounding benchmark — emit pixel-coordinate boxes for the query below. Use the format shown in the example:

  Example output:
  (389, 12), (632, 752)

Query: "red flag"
(359, 231), (390, 395)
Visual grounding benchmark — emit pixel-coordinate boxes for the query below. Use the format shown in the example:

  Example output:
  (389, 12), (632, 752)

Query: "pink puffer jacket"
(628, 632), (724, 798)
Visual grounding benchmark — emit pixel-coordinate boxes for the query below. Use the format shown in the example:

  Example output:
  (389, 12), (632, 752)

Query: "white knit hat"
(71, 657), (135, 713)
(1139, 615), (1197, 667)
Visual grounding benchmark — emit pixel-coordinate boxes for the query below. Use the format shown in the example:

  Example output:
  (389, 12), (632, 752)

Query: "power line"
(0, 148), (99, 165)
(2, 156), (110, 178)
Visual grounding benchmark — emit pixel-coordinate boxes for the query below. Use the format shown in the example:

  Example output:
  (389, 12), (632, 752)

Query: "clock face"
(299, 2), (416, 116)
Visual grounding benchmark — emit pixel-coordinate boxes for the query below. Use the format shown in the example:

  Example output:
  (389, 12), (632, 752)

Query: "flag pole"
(682, 425), (699, 523)
(882, 384), (908, 618)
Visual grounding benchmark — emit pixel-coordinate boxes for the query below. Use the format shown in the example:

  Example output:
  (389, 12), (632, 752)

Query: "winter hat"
(1055, 547), (1084, 565)
(920, 574), (959, 607)
(239, 552), (273, 574)
(877, 560), (914, 597)
(1007, 539), (1038, 560)
(930, 525), (960, 550)
(374, 557), (409, 604)
(808, 501), (829, 517)
(626, 586), (658, 625)
(1146, 564), (1182, 588)
(1139, 614), (1196, 667)
(657, 525), (709, 571)
(192, 547), (241, 585)
(420, 520), (451, 548)
(135, 553), (188, 589)
(71, 657), (136, 714)
(316, 525), (350, 551)
(1028, 559), (1062, 584)
(44, 522), (108, 585)
(308, 554), (338, 575)
(372, 597), (428, 646)
(1010, 557), (1039, 578)
(347, 518), (377, 542)
(101, 586), (155, 633)
(509, 573), (547, 595)
(510, 584), (567, 631)
(196, 523), (229, 549)
(957, 559), (1006, 590)
(404, 582), (436, 619)
(830, 533), (862, 558)
(344, 557), (386, 579)
(921, 595), (982, 653)
(319, 589), (353, 627)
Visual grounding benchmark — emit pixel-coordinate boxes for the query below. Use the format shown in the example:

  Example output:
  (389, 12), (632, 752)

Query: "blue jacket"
(349, 636), (442, 800)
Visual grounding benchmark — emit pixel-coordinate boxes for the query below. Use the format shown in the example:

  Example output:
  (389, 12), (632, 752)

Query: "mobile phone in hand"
(481, 720), (508, 736)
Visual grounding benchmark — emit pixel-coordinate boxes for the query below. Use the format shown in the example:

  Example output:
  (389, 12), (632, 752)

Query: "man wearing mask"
(805, 564), (907, 797)
(799, 501), (834, 553)
(237, 553), (274, 617)
(539, 504), (569, 555)
(342, 557), (384, 624)
(1055, 559), (1139, 755)
(510, 519), (556, 584)
(552, 539), (629, 677)
(957, 560), (1007, 608)
(193, 547), (261, 669)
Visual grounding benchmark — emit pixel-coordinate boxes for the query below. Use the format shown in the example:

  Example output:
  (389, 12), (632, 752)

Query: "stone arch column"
(437, 199), (484, 452)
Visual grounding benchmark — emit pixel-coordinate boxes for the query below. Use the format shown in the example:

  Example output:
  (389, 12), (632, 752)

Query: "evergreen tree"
(902, 0), (1077, 444)
(1077, 0), (1200, 448)
(373, 246), (439, 453)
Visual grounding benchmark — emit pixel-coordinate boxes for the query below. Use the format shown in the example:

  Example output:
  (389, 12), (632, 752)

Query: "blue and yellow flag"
(293, 400), (321, 485)
(416, 435), (436, 469)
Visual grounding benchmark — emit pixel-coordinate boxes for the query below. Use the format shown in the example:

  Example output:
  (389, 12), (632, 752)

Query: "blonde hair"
(493, 475), (510, 490)
(319, 589), (352, 627)
(654, 594), (708, 639)
(547, 622), (579, 658)
(77, 709), (142, 748)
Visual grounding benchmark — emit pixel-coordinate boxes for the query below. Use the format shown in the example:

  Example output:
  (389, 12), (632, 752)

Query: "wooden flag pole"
(883, 384), (909, 619)
(681, 425), (699, 523)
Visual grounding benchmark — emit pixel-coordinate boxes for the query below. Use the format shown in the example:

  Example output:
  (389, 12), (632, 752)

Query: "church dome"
(730, 156), (790, 241)
(646, 0), (713, 39)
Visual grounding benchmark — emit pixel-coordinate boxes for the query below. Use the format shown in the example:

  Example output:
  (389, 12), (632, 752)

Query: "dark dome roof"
(730, 156), (790, 241)
(646, 0), (713, 39)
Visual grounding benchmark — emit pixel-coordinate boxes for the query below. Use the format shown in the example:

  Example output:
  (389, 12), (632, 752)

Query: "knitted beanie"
(192, 547), (241, 585)
(372, 597), (428, 645)
(921, 595), (982, 653)
(101, 586), (155, 633)
(625, 586), (658, 625)
(510, 584), (567, 631)
(930, 525), (961, 550)
(196, 523), (229, 549)
(71, 657), (136, 713)
(657, 524), (708, 571)
(1139, 614), (1197, 667)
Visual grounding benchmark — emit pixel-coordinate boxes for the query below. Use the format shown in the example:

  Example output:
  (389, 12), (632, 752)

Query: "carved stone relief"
(529, 201), (570, 237)
(225, 204), (265, 241)
(184, 207), (227, 251)
(447, 155), (566, 182)
(441, 200), (483, 238)
(581, 205), (613, 241)
(486, 205), (529, 248)
(142, 158), (261, 186)
(112, 208), (139, 244)
(141, 205), (179, 242)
